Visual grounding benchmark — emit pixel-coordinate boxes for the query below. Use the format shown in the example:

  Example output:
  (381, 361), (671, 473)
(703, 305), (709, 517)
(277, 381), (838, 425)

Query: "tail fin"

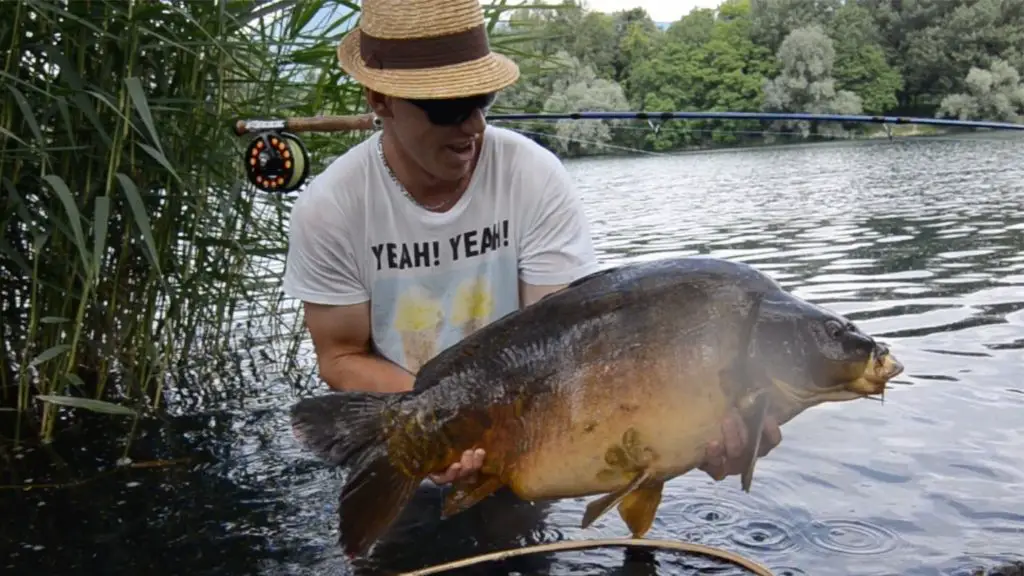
(289, 391), (421, 559)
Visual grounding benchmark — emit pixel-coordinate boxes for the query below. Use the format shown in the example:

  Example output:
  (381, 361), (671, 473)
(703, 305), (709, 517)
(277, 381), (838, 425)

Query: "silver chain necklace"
(377, 134), (456, 211)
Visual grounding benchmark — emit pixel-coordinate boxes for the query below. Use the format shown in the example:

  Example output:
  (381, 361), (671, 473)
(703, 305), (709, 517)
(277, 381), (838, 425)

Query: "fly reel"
(242, 131), (310, 193)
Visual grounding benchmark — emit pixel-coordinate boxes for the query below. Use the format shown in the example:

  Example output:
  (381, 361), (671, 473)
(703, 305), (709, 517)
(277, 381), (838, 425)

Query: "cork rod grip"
(233, 113), (376, 136)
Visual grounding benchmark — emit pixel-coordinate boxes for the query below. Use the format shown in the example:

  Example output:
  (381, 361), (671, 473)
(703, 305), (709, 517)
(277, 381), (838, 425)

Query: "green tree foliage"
(750, 0), (842, 55)
(500, 0), (1023, 155)
(542, 53), (631, 156)
(827, 2), (902, 114)
(762, 25), (863, 137)
(939, 59), (1024, 123)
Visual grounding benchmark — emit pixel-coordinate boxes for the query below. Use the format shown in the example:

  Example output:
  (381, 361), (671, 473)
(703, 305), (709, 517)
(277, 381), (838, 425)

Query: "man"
(282, 0), (780, 491)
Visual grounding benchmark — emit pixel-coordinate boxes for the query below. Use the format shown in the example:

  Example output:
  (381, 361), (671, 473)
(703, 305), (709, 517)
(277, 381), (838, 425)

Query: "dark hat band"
(360, 25), (491, 70)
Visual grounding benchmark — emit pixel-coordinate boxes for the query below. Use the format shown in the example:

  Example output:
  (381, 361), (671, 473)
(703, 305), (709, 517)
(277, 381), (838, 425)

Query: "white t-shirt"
(282, 126), (599, 374)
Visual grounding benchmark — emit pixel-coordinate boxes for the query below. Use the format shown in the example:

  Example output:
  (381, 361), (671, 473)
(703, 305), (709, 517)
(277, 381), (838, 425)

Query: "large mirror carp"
(290, 256), (905, 558)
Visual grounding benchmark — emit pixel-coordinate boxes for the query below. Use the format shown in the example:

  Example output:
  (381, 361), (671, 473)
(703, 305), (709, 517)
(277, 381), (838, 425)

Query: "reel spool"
(243, 131), (310, 193)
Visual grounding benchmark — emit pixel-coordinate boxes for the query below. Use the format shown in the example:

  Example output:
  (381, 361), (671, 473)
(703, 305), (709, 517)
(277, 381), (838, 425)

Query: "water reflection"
(3, 135), (1024, 575)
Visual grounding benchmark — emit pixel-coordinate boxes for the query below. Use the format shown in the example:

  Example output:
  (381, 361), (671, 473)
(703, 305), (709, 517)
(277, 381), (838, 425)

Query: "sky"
(575, 0), (723, 22)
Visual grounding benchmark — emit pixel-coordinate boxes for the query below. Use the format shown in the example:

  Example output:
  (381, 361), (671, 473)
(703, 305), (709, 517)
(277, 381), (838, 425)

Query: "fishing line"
(231, 110), (1024, 193)
(508, 126), (667, 156)
(395, 536), (775, 576)
(500, 124), (884, 156)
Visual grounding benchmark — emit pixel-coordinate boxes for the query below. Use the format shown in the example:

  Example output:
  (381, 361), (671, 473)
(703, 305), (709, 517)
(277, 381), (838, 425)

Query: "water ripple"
(770, 566), (811, 576)
(728, 518), (801, 554)
(676, 498), (754, 529)
(801, 518), (902, 556)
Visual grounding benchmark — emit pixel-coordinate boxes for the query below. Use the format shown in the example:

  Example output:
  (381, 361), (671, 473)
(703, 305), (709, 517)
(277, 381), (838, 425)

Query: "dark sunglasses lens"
(411, 93), (496, 125)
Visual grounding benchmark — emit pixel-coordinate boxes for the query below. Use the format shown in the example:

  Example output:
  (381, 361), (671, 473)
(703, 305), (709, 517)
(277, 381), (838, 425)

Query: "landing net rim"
(397, 536), (776, 576)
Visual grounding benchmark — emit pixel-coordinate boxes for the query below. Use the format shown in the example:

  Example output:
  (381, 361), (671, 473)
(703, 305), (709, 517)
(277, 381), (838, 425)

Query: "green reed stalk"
(0, 0), (554, 447)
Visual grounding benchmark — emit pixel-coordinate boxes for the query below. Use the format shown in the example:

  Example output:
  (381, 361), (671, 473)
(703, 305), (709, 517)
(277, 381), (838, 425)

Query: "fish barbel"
(290, 256), (904, 558)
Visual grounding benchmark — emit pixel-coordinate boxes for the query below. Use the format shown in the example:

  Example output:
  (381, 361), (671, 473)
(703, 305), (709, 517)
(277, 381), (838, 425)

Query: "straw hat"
(337, 0), (520, 100)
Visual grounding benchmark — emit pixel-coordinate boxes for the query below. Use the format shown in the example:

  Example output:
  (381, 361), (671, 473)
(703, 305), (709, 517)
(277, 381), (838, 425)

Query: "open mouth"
(447, 141), (473, 154)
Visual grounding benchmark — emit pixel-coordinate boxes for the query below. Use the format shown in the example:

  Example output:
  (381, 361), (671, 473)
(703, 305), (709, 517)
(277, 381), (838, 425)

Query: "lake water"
(3, 134), (1024, 576)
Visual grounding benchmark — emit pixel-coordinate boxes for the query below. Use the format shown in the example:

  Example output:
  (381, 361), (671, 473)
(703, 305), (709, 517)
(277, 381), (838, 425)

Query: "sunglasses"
(405, 92), (497, 126)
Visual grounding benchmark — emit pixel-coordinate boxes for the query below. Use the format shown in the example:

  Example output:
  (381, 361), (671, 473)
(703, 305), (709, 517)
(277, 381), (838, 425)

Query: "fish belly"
(506, 373), (733, 502)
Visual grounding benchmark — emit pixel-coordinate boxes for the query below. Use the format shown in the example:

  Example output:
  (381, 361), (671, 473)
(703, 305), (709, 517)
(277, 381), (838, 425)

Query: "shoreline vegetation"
(1, 0), (1022, 453)
(491, 0), (1024, 159)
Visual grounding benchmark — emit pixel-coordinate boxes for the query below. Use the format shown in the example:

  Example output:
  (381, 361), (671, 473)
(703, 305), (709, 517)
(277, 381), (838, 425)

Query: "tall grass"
(0, 0), (556, 446)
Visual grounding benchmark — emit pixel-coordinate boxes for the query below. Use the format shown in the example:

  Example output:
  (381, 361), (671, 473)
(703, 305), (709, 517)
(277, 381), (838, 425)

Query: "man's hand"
(429, 448), (485, 485)
(699, 410), (782, 481)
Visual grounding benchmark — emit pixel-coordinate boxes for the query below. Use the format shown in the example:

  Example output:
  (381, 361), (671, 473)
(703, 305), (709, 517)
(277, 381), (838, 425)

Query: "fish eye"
(824, 319), (844, 340)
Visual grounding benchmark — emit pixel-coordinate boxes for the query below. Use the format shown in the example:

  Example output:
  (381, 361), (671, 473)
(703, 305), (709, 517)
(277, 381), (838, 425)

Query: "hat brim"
(337, 29), (520, 100)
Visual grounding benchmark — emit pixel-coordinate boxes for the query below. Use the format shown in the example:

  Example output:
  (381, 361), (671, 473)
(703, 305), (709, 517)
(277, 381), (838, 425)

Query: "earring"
(372, 115), (383, 129)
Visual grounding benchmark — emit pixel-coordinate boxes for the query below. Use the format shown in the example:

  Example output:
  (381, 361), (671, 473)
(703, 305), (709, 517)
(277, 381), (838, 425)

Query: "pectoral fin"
(740, 392), (770, 493)
(581, 469), (651, 529)
(441, 474), (504, 518)
(723, 292), (771, 495)
(616, 480), (664, 538)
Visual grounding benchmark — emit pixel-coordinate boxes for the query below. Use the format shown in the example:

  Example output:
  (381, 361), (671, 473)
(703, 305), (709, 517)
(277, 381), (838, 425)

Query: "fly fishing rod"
(233, 111), (1024, 193)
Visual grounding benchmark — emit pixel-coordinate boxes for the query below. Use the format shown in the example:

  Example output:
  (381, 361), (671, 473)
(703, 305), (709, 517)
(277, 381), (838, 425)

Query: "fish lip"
(856, 348), (903, 395)
(871, 349), (904, 381)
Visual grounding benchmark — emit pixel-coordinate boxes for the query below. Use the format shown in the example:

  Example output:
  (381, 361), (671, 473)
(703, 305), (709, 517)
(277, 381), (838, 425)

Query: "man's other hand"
(429, 448), (486, 485)
(699, 410), (782, 481)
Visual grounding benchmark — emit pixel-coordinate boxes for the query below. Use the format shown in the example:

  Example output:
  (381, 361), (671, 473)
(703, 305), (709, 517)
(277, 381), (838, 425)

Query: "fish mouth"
(848, 345), (904, 397)
(766, 344), (904, 407)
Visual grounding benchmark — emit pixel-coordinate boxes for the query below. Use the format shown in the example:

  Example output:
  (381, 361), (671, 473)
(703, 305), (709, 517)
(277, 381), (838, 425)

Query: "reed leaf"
(29, 344), (71, 369)
(34, 395), (138, 416)
(42, 174), (90, 273)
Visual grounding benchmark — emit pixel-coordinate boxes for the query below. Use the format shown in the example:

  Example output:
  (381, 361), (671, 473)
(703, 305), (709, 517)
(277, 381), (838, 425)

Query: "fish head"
(751, 295), (904, 407)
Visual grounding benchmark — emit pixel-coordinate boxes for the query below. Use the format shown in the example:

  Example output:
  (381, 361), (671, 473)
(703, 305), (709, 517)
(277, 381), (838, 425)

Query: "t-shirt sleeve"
(281, 184), (369, 306)
(517, 161), (600, 286)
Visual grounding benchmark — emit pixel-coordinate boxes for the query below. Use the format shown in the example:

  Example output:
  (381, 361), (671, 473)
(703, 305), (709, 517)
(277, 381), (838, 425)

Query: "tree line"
(493, 0), (1024, 156)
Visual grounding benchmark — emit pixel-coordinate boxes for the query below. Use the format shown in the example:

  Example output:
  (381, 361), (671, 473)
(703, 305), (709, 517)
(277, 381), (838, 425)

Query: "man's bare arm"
(302, 301), (414, 393)
(519, 280), (568, 308)
(303, 301), (479, 484)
